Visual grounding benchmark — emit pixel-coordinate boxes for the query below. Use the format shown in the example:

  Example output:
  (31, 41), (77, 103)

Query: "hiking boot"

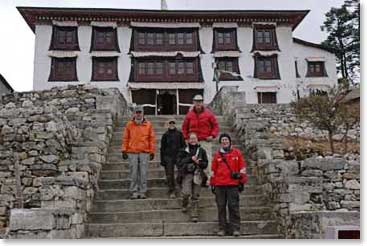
(191, 216), (198, 223)
(232, 231), (240, 237)
(130, 193), (139, 200)
(169, 193), (176, 199)
(190, 200), (199, 222)
(217, 230), (225, 237)
(139, 193), (146, 199)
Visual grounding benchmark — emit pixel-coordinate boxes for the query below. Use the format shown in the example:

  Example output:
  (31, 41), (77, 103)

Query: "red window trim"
(214, 57), (242, 81)
(92, 57), (119, 81)
(48, 57), (78, 81)
(252, 24), (279, 52)
(90, 27), (120, 52)
(133, 28), (198, 52)
(306, 61), (328, 77)
(253, 53), (280, 79)
(132, 57), (201, 82)
(50, 26), (80, 51)
(212, 28), (239, 52)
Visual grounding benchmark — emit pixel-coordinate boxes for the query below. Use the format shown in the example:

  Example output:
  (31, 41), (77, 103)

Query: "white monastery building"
(18, 7), (337, 115)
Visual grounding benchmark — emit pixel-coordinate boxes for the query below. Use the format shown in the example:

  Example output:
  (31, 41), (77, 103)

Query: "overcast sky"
(0, 0), (345, 92)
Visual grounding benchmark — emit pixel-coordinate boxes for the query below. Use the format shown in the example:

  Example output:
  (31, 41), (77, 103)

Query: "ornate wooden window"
(213, 28), (238, 51)
(252, 25), (279, 51)
(133, 28), (198, 51)
(49, 57), (77, 81)
(50, 26), (79, 50)
(306, 61), (327, 77)
(92, 57), (118, 81)
(258, 92), (277, 104)
(91, 27), (119, 51)
(133, 57), (200, 82)
(254, 54), (280, 79)
(215, 57), (242, 81)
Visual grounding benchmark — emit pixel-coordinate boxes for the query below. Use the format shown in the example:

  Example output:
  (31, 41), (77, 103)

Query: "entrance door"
(157, 91), (177, 115)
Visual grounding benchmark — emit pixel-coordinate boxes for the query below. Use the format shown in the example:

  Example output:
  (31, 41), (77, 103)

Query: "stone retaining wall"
(208, 86), (360, 239)
(0, 85), (129, 238)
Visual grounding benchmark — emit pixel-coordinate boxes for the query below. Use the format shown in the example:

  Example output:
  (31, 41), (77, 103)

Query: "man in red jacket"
(182, 94), (219, 185)
(210, 133), (248, 237)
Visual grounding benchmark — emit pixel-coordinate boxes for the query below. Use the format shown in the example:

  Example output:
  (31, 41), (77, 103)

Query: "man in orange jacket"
(122, 105), (156, 199)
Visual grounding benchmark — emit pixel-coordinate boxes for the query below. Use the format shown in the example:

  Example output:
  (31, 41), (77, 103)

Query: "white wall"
(33, 22), (337, 105)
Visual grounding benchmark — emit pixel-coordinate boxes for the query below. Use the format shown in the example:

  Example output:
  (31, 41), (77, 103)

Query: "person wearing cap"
(160, 118), (185, 198)
(121, 105), (156, 199)
(182, 94), (219, 185)
(176, 132), (208, 222)
(210, 133), (248, 237)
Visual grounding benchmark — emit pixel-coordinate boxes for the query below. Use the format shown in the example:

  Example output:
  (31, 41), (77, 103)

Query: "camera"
(231, 172), (241, 180)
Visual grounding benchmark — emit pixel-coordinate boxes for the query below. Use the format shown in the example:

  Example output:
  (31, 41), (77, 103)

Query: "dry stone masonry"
(0, 85), (129, 238)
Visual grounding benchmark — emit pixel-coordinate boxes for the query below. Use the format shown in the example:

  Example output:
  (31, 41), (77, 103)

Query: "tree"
(291, 87), (347, 154)
(321, 0), (360, 85)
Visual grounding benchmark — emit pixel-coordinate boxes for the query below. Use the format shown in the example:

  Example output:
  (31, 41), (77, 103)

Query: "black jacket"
(176, 144), (208, 174)
(160, 128), (185, 165)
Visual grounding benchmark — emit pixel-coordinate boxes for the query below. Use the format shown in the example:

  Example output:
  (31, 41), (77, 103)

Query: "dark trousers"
(164, 160), (176, 193)
(215, 186), (241, 232)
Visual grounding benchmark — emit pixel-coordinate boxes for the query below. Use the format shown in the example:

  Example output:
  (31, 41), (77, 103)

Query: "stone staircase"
(85, 115), (282, 238)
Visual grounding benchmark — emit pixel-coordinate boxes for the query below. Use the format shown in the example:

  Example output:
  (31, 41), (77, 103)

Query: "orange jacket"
(121, 118), (156, 154)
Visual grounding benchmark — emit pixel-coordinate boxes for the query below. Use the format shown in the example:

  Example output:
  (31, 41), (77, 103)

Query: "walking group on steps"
(121, 94), (248, 237)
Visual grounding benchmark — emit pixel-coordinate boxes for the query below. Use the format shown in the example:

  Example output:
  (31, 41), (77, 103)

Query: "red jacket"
(210, 147), (247, 186)
(182, 108), (219, 141)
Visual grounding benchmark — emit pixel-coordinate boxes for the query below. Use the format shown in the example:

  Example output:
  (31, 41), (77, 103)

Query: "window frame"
(90, 27), (120, 52)
(50, 26), (80, 51)
(257, 92), (277, 104)
(133, 28), (198, 52)
(214, 57), (242, 81)
(253, 53), (280, 79)
(306, 61), (328, 77)
(48, 57), (78, 81)
(91, 56), (119, 81)
(252, 25), (279, 51)
(213, 28), (238, 51)
(133, 57), (200, 82)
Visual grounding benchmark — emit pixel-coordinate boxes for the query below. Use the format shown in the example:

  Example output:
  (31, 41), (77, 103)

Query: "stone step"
(98, 178), (258, 190)
(86, 234), (284, 239)
(100, 169), (257, 182)
(95, 186), (261, 200)
(86, 220), (278, 237)
(102, 161), (162, 170)
(88, 207), (272, 223)
(92, 195), (268, 211)
(107, 142), (243, 152)
(113, 126), (233, 135)
(110, 136), (242, 145)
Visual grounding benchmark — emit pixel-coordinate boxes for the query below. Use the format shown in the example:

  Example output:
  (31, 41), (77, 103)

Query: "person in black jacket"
(177, 132), (208, 222)
(160, 119), (185, 199)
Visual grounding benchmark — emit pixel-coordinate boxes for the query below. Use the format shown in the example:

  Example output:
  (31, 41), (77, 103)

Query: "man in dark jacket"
(177, 132), (208, 222)
(160, 119), (185, 198)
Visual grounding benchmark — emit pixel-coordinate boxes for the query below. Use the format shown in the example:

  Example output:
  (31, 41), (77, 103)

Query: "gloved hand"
(122, 152), (128, 160)
(150, 153), (155, 161)
(238, 183), (244, 193)
(211, 186), (216, 195)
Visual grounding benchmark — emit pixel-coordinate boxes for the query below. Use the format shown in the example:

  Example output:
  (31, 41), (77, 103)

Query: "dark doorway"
(338, 230), (360, 239)
(157, 92), (176, 115)
(131, 89), (156, 115)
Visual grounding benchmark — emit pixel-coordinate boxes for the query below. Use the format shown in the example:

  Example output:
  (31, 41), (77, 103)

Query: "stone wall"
(208, 86), (360, 239)
(0, 85), (129, 238)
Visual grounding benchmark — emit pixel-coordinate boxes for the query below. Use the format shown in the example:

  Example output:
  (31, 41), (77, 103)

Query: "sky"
(0, 0), (346, 92)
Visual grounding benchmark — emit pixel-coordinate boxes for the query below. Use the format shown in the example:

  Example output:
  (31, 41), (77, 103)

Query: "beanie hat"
(219, 133), (231, 144)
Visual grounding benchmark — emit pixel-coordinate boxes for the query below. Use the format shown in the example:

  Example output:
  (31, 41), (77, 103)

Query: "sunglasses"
(169, 121), (175, 124)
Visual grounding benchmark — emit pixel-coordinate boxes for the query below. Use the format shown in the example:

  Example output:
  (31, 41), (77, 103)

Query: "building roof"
(0, 73), (14, 93)
(293, 37), (336, 53)
(17, 6), (309, 33)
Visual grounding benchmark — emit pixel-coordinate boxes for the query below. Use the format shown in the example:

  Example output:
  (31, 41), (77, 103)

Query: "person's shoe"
(139, 193), (146, 199)
(181, 206), (188, 213)
(169, 193), (176, 199)
(191, 216), (198, 223)
(232, 231), (240, 237)
(130, 193), (139, 200)
(217, 230), (225, 237)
